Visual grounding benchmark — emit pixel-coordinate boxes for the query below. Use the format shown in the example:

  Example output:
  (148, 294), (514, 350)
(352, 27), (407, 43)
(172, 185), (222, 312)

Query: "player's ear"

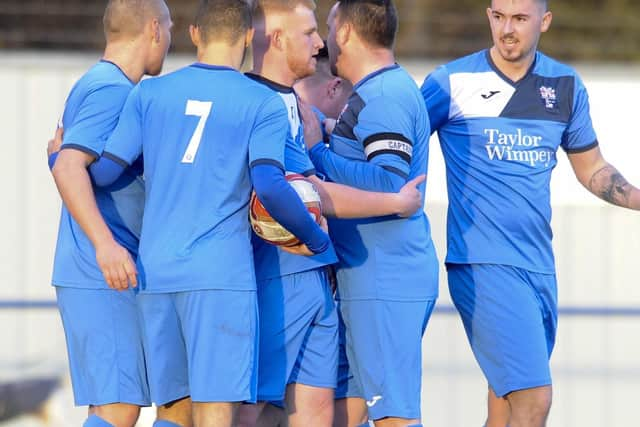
(541, 11), (552, 33)
(150, 18), (161, 44)
(326, 77), (341, 99)
(189, 24), (201, 48)
(271, 28), (283, 50)
(336, 21), (350, 47)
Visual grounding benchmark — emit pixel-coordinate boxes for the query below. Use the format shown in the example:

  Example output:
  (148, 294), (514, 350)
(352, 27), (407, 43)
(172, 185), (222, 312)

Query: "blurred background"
(1, 0), (639, 426)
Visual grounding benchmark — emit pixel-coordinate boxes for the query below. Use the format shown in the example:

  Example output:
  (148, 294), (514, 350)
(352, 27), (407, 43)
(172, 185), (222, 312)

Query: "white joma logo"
(366, 395), (382, 407)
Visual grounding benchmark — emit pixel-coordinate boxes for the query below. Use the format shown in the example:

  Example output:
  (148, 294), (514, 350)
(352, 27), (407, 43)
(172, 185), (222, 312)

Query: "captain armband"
(363, 132), (413, 164)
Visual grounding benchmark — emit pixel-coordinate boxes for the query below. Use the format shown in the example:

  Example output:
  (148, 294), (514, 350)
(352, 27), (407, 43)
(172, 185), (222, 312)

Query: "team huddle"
(47, 0), (640, 427)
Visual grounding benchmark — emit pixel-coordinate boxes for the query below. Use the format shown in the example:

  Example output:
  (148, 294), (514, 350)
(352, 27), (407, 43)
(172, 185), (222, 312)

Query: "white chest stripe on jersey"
(279, 92), (300, 139)
(364, 139), (413, 161)
(449, 71), (515, 119)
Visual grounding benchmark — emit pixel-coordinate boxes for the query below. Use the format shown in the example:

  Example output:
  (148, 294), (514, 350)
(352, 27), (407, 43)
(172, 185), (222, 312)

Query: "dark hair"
(336, 0), (397, 49)
(314, 40), (328, 59)
(194, 0), (253, 44)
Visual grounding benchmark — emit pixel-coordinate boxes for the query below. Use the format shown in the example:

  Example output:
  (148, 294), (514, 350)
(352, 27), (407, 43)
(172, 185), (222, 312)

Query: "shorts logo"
(539, 86), (557, 109)
(366, 395), (382, 407)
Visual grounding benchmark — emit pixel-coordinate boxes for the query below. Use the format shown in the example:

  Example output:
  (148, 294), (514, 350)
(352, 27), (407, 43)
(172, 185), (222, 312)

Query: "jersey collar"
(353, 63), (400, 91)
(485, 49), (538, 87)
(99, 59), (135, 85)
(190, 63), (238, 73)
(245, 73), (294, 94)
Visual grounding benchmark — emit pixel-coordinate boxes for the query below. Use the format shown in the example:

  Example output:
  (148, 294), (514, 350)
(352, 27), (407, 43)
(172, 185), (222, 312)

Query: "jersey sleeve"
(353, 96), (414, 179)
(420, 65), (452, 134)
(61, 83), (131, 158)
(102, 84), (144, 166)
(561, 75), (599, 153)
(248, 94), (288, 170)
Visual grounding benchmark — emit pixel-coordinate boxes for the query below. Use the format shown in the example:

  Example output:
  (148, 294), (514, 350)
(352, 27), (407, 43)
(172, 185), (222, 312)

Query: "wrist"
(92, 229), (116, 250)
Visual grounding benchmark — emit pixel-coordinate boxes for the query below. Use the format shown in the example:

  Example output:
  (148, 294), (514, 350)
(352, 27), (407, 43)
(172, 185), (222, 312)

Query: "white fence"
(0, 52), (639, 426)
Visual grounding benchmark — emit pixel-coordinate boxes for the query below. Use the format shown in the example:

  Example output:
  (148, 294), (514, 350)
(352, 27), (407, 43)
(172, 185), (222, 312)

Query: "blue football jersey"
(421, 50), (598, 273)
(52, 60), (144, 289)
(103, 64), (290, 292)
(314, 64), (439, 301)
(245, 74), (338, 281)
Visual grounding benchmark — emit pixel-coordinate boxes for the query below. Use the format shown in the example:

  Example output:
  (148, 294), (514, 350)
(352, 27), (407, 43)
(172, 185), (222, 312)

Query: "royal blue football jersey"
(310, 64), (439, 301)
(52, 60), (144, 289)
(103, 64), (290, 292)
(421, 50), (598, 273)
(245, 74), (338, 281)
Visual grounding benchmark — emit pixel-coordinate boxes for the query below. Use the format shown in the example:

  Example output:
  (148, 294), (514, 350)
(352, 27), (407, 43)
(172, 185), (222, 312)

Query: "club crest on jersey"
(539, 86), (557, 109)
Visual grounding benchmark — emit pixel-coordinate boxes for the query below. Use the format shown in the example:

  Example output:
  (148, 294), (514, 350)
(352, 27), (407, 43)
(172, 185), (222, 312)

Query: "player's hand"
(281, 216), (329, 257)
(47, 127), (64, 157)
(323, 118), (337, 135)
(298, 98), (323, 150)
(281, 243), (314, 257)
(395, 174), (426, 217)
(95, 239), (138, 290)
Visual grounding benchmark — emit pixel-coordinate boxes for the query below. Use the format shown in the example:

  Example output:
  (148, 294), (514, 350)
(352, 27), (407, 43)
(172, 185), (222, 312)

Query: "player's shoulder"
(438, 50), (493, 76)
(74, 60), (133, 94)
(533, 51), (580, 79)
(357, 65), (425, 116)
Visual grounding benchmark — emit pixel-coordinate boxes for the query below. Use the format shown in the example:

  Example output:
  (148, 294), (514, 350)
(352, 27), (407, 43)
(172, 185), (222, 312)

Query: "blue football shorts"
(256, 268), (338, 401)
(447, 263), (558, 397)
(136, 289), (258, 405)
(55, 286), (150, 406)
(335, 298), (436, 420)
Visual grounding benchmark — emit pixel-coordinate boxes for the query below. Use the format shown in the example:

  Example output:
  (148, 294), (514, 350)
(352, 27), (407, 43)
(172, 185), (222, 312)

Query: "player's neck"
(197, 41), (247, 70)
(103, 42), (146, 83)
(344, 46), (395, 87)
(489, 46), (536, 83)
(251, 54), (295, 88)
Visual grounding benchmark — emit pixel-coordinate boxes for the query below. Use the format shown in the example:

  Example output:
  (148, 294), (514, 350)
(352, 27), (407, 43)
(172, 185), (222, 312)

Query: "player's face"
(146, 4), (173, 76)
(326, 4), (341, 78)
(283, 5), (323, 80)
(487, 0), (551, 66)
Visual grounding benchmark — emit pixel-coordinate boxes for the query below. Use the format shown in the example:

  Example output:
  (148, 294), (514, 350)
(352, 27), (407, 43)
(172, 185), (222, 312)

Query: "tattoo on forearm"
(588, 165), (631, 207)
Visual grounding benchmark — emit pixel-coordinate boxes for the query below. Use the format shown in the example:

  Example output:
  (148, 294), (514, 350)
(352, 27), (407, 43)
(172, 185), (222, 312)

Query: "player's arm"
(250, 95), (330, 256)
(251, 164), (330, 255)
(565, 75), (640, 210)
(568, 145), (640, 209)
(420, 65), (453, 135)
(308, 174), (425, 218)
(300, 99), (408, 193)
(51, 148), (136, 290)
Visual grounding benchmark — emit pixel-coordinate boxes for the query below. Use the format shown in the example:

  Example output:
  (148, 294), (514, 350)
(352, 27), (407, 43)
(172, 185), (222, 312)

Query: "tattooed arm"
(568, 146), (640, 210)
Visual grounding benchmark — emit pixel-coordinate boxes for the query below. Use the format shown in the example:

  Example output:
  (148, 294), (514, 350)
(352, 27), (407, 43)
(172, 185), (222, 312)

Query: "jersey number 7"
(181, 100), (212, 163)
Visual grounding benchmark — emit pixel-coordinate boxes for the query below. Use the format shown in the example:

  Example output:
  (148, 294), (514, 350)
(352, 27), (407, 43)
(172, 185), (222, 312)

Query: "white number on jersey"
(181, 100), (212, 163)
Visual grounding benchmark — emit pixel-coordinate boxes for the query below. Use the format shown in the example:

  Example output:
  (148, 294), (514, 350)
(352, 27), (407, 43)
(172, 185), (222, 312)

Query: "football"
(250, 173), (322, 247)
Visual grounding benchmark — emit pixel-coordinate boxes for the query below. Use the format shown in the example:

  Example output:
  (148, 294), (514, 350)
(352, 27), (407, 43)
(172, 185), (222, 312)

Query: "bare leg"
(257, 403), (288, 427)
(193, 402), (239, 427)
(505, 386), (552, 427)
(92, 403), (140, 427)
(285, 383), (333, 427)
(373, 417), (420, 427)
(157, 396), (193, 427)
(486, 387), (510, 427)
(333, 397), (367, 427)
(236, 402), (267, 427)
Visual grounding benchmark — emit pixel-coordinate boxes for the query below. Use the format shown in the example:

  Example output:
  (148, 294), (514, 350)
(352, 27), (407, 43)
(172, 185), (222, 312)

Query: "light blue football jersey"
(421, 50), (598, 273)
(52, 60), (144, 289)
(103, 64), (290, 292)
(245, 74), (338, 281)
(314, 64), (439, 301)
